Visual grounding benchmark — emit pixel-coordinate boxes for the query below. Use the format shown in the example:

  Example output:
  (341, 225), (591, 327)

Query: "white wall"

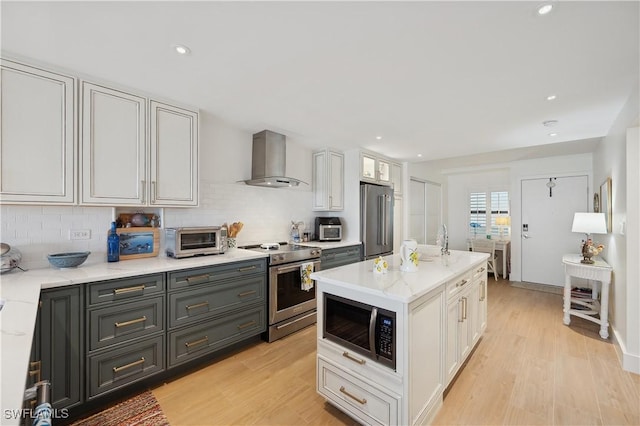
(593, 83), (639, 373)
(0, 112), (315, 270)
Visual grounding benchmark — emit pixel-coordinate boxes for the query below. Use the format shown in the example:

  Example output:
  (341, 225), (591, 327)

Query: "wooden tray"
(114, 227), (160, 260)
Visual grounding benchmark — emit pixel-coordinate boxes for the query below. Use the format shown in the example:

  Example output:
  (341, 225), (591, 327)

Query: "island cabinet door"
(408, 289), (445, 425)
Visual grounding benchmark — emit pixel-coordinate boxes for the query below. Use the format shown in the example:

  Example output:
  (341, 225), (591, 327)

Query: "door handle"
(522, 233), (532, 239)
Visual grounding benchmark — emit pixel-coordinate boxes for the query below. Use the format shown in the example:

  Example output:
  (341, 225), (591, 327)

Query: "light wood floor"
(153, 279), (640, 425)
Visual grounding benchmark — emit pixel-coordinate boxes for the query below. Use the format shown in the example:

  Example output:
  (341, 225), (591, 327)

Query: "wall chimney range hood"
(244, 130), (307, 188)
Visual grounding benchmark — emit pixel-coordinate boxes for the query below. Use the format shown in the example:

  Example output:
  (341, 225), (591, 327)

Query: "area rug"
(70, 391), (169, 426)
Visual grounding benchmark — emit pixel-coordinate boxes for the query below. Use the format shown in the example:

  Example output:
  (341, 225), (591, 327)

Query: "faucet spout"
(440, 224), (450, 256)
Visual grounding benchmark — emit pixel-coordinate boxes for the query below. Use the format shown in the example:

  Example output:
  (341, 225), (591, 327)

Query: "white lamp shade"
(571, 212), (607, 234)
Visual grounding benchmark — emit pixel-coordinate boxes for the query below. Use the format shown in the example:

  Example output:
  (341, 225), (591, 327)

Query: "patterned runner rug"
(70, 391), (169, 426)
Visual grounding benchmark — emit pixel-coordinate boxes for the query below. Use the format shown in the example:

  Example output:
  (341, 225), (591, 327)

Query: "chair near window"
(471, 239), (498, 281)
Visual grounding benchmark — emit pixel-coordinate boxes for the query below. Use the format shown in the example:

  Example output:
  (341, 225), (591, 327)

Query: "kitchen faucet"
(440, 224), (450, 256)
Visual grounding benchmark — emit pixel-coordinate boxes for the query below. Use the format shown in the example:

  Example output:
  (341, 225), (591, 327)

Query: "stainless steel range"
(241, 242), (321, 342)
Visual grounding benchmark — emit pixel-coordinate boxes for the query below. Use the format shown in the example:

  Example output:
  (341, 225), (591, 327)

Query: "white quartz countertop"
(0, 248), (268, 424)
(310, 248), (489, 304)
(297, 240), (361, 250)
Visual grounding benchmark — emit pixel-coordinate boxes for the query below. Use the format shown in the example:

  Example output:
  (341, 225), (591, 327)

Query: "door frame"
(510, 170), (593, 283)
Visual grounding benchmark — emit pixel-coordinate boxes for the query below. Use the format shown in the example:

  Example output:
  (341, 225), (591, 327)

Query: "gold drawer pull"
(186, 274), (210, 284)
(339, 386), (367, 405)
(238, 290), (256, 297)
(115, 316), (147, 328)
(186, 301), (209, 311)
(477, 266), (486, 273)
(342, 351), (366, 365)
(113, 357), (145, 373)
(114, 285), (146, 295)
(238, 265), (256, 272)
(237, 320), (256, 330)
(456, 279), (468, 287)
(185, 336), (209, 348)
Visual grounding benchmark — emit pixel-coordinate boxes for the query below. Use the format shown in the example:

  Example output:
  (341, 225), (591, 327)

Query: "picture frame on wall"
(600, 177), (612, 233)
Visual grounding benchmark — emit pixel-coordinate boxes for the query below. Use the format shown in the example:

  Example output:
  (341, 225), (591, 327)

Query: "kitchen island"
(310, 247), (489, 425)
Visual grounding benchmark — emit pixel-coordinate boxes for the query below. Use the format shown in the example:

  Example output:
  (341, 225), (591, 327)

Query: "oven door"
(269, 259), (320, 324)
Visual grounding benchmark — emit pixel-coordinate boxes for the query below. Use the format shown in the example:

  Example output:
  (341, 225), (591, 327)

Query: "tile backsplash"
(1, 181), (314, 270)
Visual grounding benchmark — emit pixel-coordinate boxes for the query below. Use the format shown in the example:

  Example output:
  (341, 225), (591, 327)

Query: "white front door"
(521, 175), (588, 286)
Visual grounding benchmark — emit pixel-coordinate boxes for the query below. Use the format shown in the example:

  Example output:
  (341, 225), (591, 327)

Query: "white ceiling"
(2, 1), (638, 163)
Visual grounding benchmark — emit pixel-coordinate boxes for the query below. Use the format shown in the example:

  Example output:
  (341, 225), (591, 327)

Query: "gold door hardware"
(456, 279), (468, 287)
(237, 320), (256, 330)
(114, 284), (146, 295)
(480, 281), (486, 301)
(186, 274), (210, 284)
(462, 297), (468, 320)
(115, 316), (147, 328)
(113, 357), (145, 373)
(238, 265), (257, 272)
(476, 266), (486, 273)
(185, 336), (208, 348)
(186, 301), (209, 310)
(342, 351), (366, 365)
(339, 386), (367, 405)
(237, 290), (256, 297)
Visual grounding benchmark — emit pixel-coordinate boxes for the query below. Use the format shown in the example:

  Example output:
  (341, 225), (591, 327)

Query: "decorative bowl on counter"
(47, 251), (91, 268)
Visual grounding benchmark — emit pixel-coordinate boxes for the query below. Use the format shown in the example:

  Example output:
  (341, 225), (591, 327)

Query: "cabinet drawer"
(168, 259), (267, 290)
(88, 296), (165, 351)
(169, 274), (266, 329)
(87, 274), (165, 306)
(168, 305), (266, 367)
(445, 272), (472, 301)
(88, 335), (164, 398)
(317, 356), (399, 426)
(321, 245), (362, 270)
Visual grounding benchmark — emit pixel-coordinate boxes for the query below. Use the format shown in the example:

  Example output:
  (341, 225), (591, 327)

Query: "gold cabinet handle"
(186, 274), (210, 284)
(238, 290), (256, 297)
(115, 316), (147, 328)
(185, 336), (208, 348)
(141, 180), (146, 203)
(459, 299), (464, 323)
(477, 266), (486, 273)
(151, 180), (156, 204)
(113, 357), (145, 373)
(480, 281), (486, 301)
(238, 265), (257, 272)
(342, 351), (366, 365)
(186, 301), (209, 311)
(237, 320), (256, 330)
(456, 279), (468, 287)
(462, 296), (468, 320)
(114, 284), (145, 295)
(339, 386), (367, 405)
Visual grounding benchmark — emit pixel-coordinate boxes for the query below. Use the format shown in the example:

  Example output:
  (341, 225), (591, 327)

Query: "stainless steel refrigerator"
(360, 183), (394, 259)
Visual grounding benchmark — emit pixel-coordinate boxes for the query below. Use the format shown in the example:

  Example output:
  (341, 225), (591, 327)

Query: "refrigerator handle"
(377, 195), (383, 245)
(381, 195), (387, 246)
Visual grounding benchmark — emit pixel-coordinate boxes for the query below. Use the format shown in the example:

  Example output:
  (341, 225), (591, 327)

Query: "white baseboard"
(611, 326), (640, 375)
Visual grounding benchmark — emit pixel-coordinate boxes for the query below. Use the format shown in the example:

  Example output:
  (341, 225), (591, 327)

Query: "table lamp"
(495, 216), (511, 240)
(571, 212), (607, 264)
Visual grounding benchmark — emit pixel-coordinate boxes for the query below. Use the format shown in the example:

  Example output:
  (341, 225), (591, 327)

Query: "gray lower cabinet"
(86, 273), (166, 399)
(320, 244), (362, 270)
(27, 286), (83, 411)
(167, 258), (267, 368)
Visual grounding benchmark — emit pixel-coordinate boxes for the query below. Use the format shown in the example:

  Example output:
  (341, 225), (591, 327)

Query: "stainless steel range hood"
(244, 130), (307, 187)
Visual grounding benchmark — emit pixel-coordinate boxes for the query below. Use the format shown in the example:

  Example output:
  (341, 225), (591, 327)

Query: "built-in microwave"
(165, 226), (227, 258)
(323, 293), (396, 370)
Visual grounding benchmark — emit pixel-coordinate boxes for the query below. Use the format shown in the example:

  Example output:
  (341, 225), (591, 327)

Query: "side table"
(562, 254), (613, 339)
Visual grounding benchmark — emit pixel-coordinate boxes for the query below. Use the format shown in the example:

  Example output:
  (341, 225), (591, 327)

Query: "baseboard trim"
(612, 326), (640, 375)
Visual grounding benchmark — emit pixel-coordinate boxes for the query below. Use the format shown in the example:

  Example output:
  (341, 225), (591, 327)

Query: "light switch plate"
(69, 229), (91, 240)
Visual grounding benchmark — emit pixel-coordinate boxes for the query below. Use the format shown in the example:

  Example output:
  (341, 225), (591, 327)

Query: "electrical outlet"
(69, 229), (91, 240)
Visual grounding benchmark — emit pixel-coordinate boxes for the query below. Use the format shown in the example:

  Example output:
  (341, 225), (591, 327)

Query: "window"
(469, 191), (510, 238)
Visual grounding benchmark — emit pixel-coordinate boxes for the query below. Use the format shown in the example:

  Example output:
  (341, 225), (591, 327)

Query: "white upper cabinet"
(312, 149), (344, 211)
(0, 59), (76, 204)
(149, 101), (198, 206)
(360, 151), (391, 185)
(81, 82), (199, 207)
(391, 162), (403, 197)
(81, 82), (147, 205)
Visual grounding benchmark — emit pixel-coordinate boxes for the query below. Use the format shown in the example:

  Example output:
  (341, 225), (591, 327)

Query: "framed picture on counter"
(115, 227), (160, 259)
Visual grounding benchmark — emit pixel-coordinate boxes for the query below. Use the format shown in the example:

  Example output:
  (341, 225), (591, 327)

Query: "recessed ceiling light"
(543, 120), (558, 127)
(173, 44), (191, 55)
(376, 136), (382, 140)
(546, 94), (557, 101)
(417, 154), (423, 158)
(548, 132), (558, 137)
(536, 3), (554, 15)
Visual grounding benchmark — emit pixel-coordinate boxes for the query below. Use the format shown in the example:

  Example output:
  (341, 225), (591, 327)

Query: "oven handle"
(274, 260), (320, 275)
(369, 307), (378, 355)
